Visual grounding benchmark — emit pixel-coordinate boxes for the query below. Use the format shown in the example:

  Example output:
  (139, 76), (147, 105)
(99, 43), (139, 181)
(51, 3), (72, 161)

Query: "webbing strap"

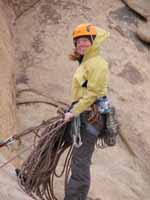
(71, 116), (82, 148)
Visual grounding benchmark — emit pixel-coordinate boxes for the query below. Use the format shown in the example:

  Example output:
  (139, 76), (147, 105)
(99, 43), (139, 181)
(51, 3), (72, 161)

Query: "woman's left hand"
(64, 112), (74, 122)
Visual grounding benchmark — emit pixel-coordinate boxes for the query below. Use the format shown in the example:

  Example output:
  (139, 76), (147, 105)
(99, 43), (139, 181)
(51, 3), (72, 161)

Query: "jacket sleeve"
(72, 61), (108, 116)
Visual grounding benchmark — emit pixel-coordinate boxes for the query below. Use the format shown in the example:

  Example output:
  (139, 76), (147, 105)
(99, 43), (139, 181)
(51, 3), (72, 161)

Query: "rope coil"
(17, 114), (73, 200)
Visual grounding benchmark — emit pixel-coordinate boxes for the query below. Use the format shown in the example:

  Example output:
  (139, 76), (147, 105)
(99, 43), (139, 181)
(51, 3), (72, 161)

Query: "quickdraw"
(0, 136), (16, 148)
(72, 116), (82, 148)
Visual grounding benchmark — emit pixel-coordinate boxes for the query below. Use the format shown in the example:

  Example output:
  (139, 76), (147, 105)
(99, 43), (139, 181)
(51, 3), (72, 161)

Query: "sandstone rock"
(0, 154), (33, 200)
(1, 0), (150, 200)
(0, 0), (21, 167)
(137, 20), (150, 43)
(122, 0), (150, 43)
(122, 0), (150, 19)
(0, 1), (16, 137)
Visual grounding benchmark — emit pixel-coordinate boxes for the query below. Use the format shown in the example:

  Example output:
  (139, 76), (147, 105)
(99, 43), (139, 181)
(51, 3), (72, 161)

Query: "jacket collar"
(82, 27), (110, 63)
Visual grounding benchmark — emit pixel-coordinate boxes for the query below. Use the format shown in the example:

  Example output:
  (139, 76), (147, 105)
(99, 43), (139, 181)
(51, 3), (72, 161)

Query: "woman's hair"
(69, 49), (81, 61)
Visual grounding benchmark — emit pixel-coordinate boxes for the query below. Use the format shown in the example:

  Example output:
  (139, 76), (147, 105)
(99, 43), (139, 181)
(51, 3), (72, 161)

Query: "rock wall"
(0, 1), (31, 199)
(0, 154), (33, 200)
(0, 1), (16, 138)
(0, 1), (19, 167)
(0, 0), (150, 200)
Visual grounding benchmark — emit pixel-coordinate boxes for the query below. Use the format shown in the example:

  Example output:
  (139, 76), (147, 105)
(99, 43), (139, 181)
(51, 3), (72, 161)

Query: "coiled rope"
(17, 114), (73, 200)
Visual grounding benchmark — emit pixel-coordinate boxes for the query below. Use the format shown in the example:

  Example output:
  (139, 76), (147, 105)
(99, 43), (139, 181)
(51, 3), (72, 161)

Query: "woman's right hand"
(64, 112), (74, 122)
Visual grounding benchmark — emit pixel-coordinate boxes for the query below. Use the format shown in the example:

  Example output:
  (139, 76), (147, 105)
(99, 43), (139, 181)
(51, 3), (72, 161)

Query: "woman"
(64, 23), (110, 200)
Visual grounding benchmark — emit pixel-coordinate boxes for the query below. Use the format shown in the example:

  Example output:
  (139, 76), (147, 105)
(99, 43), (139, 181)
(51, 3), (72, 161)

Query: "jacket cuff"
(70, 108), (80, 117)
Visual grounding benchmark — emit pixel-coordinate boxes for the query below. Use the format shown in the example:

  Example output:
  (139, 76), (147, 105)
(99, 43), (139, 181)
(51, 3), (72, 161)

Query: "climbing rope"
(0, 111), (74, 200)
(17, 114), (74, 200)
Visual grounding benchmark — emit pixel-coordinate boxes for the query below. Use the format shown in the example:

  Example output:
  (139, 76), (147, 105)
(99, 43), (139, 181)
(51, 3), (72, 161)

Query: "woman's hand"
(64, 112), (75, 122)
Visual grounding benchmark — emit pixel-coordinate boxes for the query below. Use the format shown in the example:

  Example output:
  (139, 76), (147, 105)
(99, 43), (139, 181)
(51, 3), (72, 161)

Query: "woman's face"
(76, 37), (92, 56)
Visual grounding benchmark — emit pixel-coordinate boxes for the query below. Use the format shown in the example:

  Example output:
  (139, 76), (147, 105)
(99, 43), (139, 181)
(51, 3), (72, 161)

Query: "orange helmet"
(73, 23), (96, 39)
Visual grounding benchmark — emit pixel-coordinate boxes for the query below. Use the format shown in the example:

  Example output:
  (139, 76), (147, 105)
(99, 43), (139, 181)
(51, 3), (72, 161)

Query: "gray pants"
(64, 123), (97, 200)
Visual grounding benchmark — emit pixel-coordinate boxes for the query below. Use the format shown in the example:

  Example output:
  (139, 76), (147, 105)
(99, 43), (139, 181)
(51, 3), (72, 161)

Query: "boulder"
(137, 20), (150, 42)
(122, 0), (150, 19)
(123, 0), (150, 43)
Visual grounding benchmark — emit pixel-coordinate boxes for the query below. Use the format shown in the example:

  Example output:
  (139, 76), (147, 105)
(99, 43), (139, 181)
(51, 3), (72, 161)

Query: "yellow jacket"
(71, 27), (110, 116)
